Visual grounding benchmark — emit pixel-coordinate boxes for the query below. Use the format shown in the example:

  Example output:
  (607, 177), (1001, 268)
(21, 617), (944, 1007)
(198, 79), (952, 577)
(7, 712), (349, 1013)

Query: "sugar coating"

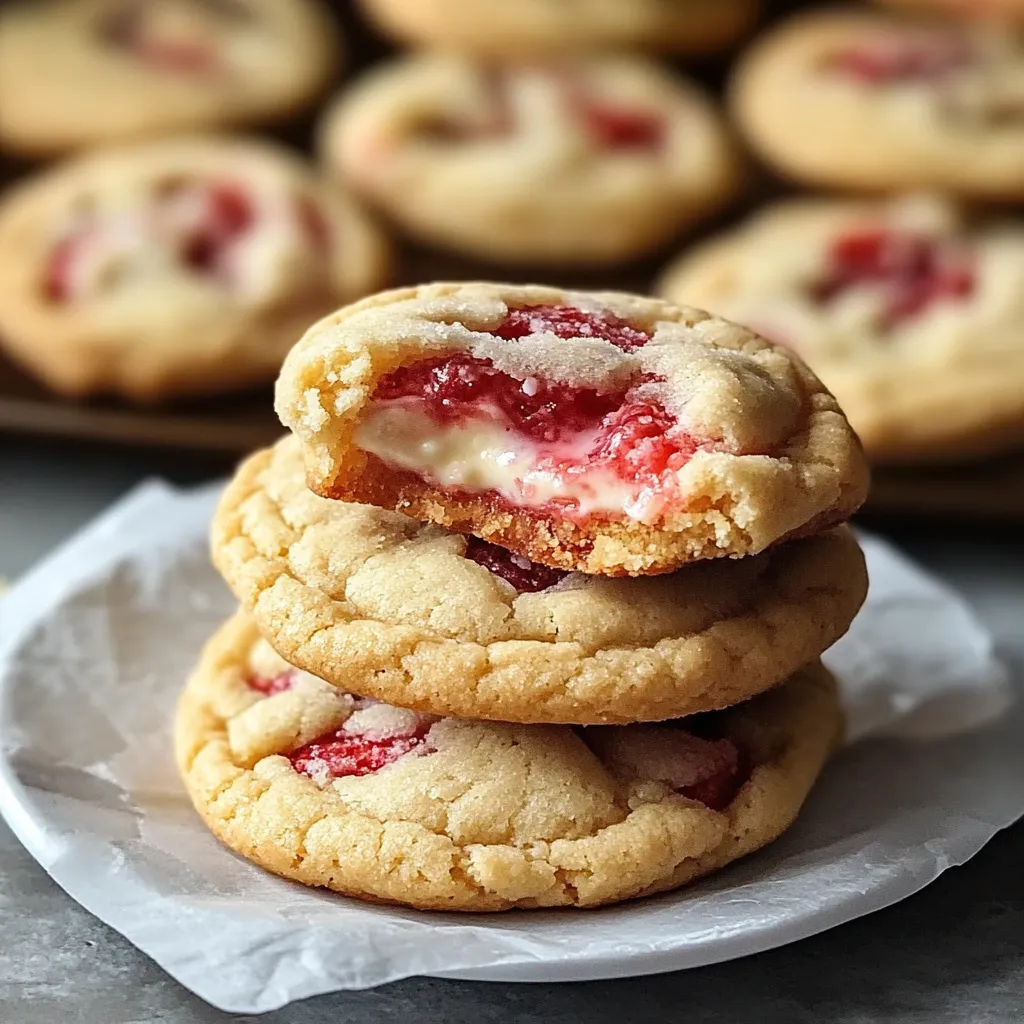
(210, 435), (868, 724)
(175, 611), (843, 911)
(660, 194), (1024, 463)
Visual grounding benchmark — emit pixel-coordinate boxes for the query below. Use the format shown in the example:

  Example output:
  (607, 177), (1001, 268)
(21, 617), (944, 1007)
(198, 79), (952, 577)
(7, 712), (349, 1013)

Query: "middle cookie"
(211, 436), (867, 725)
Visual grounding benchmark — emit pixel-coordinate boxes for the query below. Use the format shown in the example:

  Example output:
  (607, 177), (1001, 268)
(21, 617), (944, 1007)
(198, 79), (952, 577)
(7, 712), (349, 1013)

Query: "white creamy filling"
(354, 401), (668, 522)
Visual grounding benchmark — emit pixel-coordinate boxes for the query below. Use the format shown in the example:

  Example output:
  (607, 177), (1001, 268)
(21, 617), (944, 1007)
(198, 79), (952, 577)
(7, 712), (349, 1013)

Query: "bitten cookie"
(176, 611), (844, 911)
(659, 194), (1024, 464)
(730, 8), (1024, 198)
(275, 283), (868, 575)
(0, 137), (389, 402)
(211, 436), (867, 725)
(318, 54), (741, 265)
(0, 0), (340, 156)
(356, 0), (761, 57)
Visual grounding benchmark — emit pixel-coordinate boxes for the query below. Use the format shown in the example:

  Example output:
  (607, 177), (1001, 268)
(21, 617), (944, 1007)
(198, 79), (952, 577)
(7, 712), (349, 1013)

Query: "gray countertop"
(2, 438), (1022, 1024)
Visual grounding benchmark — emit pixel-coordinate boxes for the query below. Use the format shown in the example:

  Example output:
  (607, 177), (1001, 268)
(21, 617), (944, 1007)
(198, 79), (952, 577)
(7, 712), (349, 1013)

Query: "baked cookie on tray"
(0, 137), (388, 402)
(356, 0), (761, 57)
(318, 55), (741, 265)
(0, 0), (340, 156)
(176, 611), (844, 911)
(275, 283), (868, 575)
(730, 9), (1024, 198)
(210, 436), (867, 725)
(659, 194), (1024, 464)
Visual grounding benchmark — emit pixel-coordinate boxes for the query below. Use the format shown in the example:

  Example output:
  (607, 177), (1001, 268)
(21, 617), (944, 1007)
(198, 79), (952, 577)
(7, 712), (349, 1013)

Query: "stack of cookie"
(177, 282), (871, 912)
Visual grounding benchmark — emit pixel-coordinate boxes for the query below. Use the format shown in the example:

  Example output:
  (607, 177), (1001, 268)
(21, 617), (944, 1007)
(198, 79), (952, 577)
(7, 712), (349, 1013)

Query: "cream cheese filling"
(355, 401), (668, 522)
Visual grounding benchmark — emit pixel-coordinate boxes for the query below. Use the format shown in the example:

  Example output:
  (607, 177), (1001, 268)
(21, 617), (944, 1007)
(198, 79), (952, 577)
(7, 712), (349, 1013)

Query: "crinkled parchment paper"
(0, 481), (1019, 1013)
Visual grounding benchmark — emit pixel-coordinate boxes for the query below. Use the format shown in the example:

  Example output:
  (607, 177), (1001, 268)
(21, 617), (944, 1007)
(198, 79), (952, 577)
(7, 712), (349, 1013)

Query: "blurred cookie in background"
(730, 8), (1024, 198)
(874, 0), (1024, 21)
(659, 194), (1024, 464)
(319, 54), (743, 267)
(0, 136), (389, 402)
(0, 0), (342, 157)
(357, 0), (761, 57)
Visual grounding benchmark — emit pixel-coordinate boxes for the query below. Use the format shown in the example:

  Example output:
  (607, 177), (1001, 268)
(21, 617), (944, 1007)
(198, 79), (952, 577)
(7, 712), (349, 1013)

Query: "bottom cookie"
(176, 612), (843, 912)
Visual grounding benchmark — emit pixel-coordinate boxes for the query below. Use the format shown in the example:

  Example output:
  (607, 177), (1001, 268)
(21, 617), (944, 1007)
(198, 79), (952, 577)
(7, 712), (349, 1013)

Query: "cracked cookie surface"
(0, 136), (389, 402)
(660, 194), (1024, 464)
(275, 282), (868, 575)
(175, 611), (843, 911)
(210, 435), (866, 724)
(730, 9), (1024, 198)
(318, 55), (741, 265)
(0, 0), (340, 156)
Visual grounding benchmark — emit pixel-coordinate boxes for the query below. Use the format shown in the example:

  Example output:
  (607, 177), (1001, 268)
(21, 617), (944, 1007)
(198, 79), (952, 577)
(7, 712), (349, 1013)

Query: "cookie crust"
(176, 611), (843, 911)
(0, 137), (389, 402)
(211, 436), (867, 725)
(659, 194), (1024, 464)
(275, 283), (868, 575)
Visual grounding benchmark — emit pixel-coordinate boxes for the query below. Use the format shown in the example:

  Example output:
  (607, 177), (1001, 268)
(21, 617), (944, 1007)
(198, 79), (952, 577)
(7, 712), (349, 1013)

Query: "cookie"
(0, 137), (389, 402)
(729, 9), (1024, 198)
(659, 194), (1024, 464)
(274, 283), (868, 576)
(356, 0), (761, 57)
(211, 435), (867, 725)
(318, 54), (742, 265)
(0, 0), (340, 156)
(176, 610), (844, 911)
(875, 0), (1024, 20)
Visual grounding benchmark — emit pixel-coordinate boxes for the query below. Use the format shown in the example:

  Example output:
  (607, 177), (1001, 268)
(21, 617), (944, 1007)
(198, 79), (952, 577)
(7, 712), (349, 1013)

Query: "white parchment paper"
(0, 481), (1020, 1014)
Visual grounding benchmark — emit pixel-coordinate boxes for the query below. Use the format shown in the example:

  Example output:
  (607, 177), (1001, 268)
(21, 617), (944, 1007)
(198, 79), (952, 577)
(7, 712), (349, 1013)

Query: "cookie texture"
(0, 0), (340, 156)
(0, 136), (389, 402)
(319, 54), (741, 265)
(211, 436), (867, 725)
(660, 194), (1024, 464)
(356, 0), (761, 57)
(275, 283), (868, 575)
(176, 611), (843, 911)
(730, 9), (1024, 198)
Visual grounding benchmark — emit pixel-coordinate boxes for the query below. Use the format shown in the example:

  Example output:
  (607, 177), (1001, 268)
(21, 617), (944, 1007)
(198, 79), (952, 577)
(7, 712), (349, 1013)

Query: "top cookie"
(356, 0), (761, 57)
(275, 283), (868, 576)
(0, 0), (340, 156)
(730, 8), (1024, 198)
(659, 194), (1024, 464)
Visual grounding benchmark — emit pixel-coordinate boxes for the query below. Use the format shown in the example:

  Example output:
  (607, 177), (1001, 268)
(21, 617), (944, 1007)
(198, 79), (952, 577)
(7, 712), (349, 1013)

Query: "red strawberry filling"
(247, 671), (297, 697)
(828, 36), (974, 84)
(674, 738), (745, 811)
(98, 0), (223, 76)
(464, 536), (568, 593)
(811, 229), (976, 326)
(291, 730), (430, 780)
(360, 306), (702, 523)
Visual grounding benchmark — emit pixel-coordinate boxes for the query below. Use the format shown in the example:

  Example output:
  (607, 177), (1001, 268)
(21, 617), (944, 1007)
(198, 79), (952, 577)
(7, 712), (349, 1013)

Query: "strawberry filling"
(291, 731), (430, 780)
(828, 36), (974, 84)
(811, 229), (976, 326)
(360, 306), (701, 523)
(464, 536), (568, 593)
(417, 71), (664, 152)
(247, 671), (297, 697)
(98, 0), (224, 76)
(674, 738), (745, 811)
